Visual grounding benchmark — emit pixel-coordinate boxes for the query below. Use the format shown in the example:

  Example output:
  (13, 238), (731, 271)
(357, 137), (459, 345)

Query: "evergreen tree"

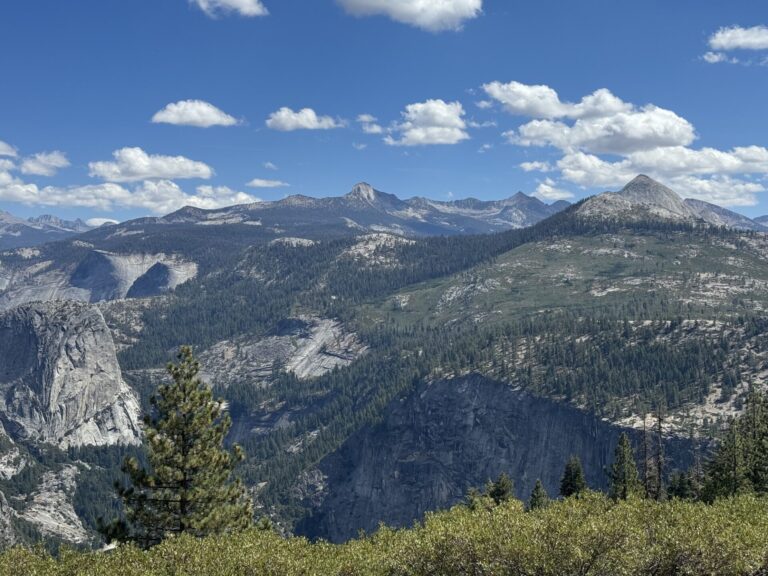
(486, 472), (514, 505)
(560, 456), (587, 498)
(104, 346), (253, 548)
(608, 433), (642, 500)
(703, 418), (751, 501)
(528, 479), (550, 510)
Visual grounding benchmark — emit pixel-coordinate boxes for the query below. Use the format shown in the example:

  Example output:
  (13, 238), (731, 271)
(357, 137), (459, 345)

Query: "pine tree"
(528, 479), (550, 511)
(560, 456), (587, 498)
(486, 472), (514, 505)
(608, 433), (642, 500)
(703, 417), (751, 501)
(104, 346), (253, 548)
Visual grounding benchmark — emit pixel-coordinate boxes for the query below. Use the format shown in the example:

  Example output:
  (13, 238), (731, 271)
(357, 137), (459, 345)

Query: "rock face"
(0, 301), (141, 448)
(0, 492), (16, 549)
(298, 374), (691, 543)
(684, 198), (767, 231)
(199, 317), (366, 388)
(0, 250), (197, 311)
(20, 465), (89, 544)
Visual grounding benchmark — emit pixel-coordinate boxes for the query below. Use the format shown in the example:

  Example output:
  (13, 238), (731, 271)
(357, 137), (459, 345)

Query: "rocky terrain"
(198, 317), (366, 388)
(1, 174), (768, 547)
(0, 301), (141, 448)
(578, 175), (768, 230)
(159, 183), (570, 237)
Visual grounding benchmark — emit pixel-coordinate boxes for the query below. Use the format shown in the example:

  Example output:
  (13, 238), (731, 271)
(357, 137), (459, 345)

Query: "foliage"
(103, 347), (253, 548)
(4, 494), (768, 575)
(703, 392), (768, 501)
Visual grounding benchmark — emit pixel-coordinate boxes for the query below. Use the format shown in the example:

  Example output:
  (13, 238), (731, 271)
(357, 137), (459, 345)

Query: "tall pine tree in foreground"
(560, 456), (587, 498)
(609, 433), (643, 500)
(104, 346), (253, 548)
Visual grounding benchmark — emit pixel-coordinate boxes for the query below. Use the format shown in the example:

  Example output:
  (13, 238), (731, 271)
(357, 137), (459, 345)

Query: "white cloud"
(385, 99), (469, 146)
(483, 82), (632, 120)
(0, 140), (17, 158)
(86, 218), (119, 227)
(194, 185), (258, 206)
(152, 100), (240, 128)
(353, 142), (368, 150)
(475, 100), (493, 110)
(263, 161), (278, 171)
(357, 114), (384, 134)
(520, 161), (553, 172)
(557, 152), (636, 189)
(0, 159), (15, 171)
(0, 168), (257, 213)
(246, 178), (289, 188)
(702, 51), (734, 64)
(336, 0), (482, 32)
(535, 178), (574, 201)
(478, 143), (493, 153)
(555, 151), (766, 207)
(709, 25), (768, 51)
(266, 107), (345, 131)
(20, 151), (70, 177)
(508, 105), (695, 154)
(487, 81), (768, 206)
(88, 147), (214, 182)
(191, 0), (268, 18)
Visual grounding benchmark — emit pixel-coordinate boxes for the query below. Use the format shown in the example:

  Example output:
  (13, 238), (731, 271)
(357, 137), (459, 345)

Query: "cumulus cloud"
(509, 106), (695, 154)
(88, 147), (214, 182)
(0, 140), (17, 158)
(483, 82), (632, 120)
(385, 99), (469, 146)
(709, 25), (768, 51)
(702, 51), (737, 64)
(486, 81), (695, 155)
(20, 151), (70, 177)
(555, 151), (767, 207)
(535, 178), (574, 201)
(520, 161), (554, 172)
(246, 178), (289, 188)
(357, 114), (384, 134)
(266, 107), (345, 131)
(191, 0), (268, 18)
(336, 0), (482, 32)
(152, 100), (240, 128)
(263, 161), (278, 171)
(0, 166), (257, 214)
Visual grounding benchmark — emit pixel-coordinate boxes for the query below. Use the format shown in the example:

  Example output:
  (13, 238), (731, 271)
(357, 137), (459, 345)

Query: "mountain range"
(0, 211), (91, 250)
(2, 174), (768, 547)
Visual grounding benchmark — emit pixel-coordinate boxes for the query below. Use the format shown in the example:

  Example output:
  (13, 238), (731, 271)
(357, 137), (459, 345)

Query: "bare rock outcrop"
(0, 301), (141, 448)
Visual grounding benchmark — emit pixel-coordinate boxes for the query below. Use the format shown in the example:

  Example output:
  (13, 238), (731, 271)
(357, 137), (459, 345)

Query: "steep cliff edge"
(298, 374), (692, 543)
(0, 301), (141, 448)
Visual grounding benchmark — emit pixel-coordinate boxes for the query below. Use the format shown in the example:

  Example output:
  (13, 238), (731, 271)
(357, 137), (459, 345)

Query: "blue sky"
(1, 0), (768, 223)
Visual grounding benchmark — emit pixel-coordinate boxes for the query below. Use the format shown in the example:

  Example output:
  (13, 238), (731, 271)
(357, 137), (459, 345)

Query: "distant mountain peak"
(346, 182), (378, 203)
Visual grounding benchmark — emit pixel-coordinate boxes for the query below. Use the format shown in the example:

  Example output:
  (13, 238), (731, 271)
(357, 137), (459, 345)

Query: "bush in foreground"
(3, 492), (768, 576)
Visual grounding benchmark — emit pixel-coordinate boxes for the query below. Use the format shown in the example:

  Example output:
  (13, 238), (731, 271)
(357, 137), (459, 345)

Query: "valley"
(1, 177), (768, 547)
